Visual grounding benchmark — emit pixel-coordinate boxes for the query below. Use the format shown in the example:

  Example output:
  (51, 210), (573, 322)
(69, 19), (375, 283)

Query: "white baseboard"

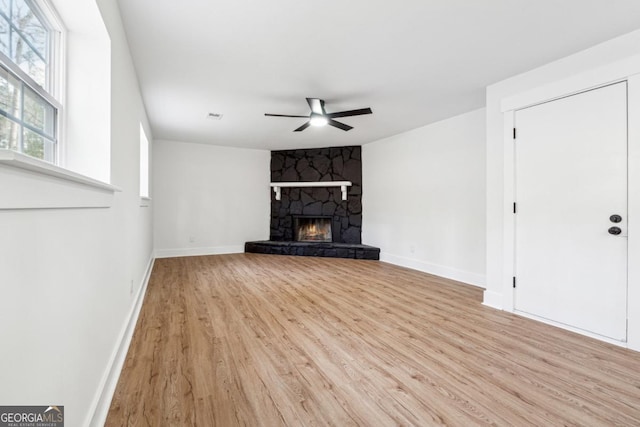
(482, 289), (503, 309)
(155, 245), (244, 258)
(86, 256), (155, 427)
(512, 309), (629, 349)
(380, 252), (486, 288)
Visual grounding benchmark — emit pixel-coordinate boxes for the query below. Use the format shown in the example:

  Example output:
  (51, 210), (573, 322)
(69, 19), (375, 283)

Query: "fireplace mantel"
(270, 181), (352, 201)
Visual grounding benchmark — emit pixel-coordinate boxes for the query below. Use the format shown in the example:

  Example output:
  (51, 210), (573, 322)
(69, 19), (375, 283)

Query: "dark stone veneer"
(270, 145), (363, 243)
(245, 241), (380, 260)
(245, 145), (380, 260)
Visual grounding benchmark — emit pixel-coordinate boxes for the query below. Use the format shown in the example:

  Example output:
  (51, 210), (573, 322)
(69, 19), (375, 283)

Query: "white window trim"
(139, 123), (152, 206)
(0, 0), (65, 164)
(0, 51), (60, 109)
(0, 149), (119, 192)
(139, 123), (150, 198)
(32, 0), (66, 99)
(0, 1), (120, 211)
(34, 0), (67, 165)
(0, 148), (119, 210)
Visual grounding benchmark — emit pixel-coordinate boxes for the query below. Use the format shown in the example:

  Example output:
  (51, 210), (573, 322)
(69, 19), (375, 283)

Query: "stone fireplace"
(294, 216), (332, 242)
(245, 145), (380, 260)
(269, 146), (362, 243)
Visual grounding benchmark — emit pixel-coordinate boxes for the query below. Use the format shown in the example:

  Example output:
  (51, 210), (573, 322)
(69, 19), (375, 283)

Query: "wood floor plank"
(106, 254), (640, 426)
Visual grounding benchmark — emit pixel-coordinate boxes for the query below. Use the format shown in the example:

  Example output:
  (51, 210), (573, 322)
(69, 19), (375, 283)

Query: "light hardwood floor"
(106, 254), (640, 426)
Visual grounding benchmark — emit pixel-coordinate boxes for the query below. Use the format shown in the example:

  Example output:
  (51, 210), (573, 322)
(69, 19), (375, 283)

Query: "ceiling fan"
(265, 98), (372, 132)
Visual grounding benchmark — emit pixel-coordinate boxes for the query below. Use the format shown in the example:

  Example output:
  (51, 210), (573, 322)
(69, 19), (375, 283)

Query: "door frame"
(499, 73), (640, 350)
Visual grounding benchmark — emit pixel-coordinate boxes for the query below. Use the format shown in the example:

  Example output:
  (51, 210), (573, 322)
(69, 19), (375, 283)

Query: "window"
(139, 123), (150, 198)
(0, 0), (60, 163)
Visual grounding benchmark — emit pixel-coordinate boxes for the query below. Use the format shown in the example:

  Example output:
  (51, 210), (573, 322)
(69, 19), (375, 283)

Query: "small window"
(0, 0), (60, 163)
(140, 123), (150, 198)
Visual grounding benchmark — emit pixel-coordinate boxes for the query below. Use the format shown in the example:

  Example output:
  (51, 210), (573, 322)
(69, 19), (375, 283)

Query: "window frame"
(139, 123), (150, 199)
(0, 0), (63, 164)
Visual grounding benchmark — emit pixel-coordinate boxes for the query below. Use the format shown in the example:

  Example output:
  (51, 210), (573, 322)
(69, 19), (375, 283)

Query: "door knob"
(610, 214), (622, 223)
(608, 226), (622, 235)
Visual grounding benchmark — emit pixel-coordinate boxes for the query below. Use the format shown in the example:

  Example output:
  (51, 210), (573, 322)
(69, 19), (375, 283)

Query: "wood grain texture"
(106, 254), (640, 426)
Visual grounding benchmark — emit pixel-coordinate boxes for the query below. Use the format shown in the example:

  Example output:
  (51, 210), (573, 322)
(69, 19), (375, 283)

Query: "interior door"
(514, 82), (628, 341)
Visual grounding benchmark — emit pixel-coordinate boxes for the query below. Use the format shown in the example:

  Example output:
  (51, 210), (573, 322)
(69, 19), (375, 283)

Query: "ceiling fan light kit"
(309, 113), (328, 127)
(265, 97), (372, 132)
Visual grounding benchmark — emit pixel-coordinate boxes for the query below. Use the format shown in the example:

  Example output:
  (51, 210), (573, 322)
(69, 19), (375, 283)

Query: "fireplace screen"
(294, 216), (332, 242)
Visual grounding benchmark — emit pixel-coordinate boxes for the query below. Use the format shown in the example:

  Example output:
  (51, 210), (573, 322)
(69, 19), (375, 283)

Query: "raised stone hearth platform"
(245, 241), (380, 260)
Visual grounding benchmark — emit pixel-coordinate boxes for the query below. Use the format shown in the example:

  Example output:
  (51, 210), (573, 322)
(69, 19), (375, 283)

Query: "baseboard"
(512, 309), (629, 349)
(155, 245), (244, 258)
(86, 256), (155, 427)
(380, 252), (486, 288)
(482, 289), (503, 309)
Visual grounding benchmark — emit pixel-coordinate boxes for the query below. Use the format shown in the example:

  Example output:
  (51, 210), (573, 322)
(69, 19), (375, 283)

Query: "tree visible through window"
(0, 0), (58, 162)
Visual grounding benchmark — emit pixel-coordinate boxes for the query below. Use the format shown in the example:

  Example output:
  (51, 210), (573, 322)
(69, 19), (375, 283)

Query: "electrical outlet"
(189, 236), (195, 243)
(409, 245), (415, 254)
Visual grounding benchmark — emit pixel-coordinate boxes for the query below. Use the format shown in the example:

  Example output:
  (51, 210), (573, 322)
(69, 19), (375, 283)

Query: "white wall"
(485, 29), (640, 350)
(153, 140), (270, 257)
(363, 109), (486, 287)
(0, 1), (154, 426)
(62, 5), (111, 183)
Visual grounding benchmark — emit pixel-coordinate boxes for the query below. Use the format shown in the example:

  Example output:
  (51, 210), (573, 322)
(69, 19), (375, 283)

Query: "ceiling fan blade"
(326, 107), (372, 119)
(293, 121), (311, 132)
(265, 113), (309, 118)
(327, 119), (353, 131)
(306, 98), (325, 115)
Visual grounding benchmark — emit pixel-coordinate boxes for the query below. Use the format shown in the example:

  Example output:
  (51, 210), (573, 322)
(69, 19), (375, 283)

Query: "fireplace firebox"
(294, 216), (332, 242)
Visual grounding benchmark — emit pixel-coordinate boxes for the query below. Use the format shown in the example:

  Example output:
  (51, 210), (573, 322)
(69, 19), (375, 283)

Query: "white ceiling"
(116, 0), (640, 150)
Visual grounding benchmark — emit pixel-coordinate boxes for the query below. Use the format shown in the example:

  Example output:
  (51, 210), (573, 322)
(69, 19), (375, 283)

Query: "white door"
(514, 82), (628, 341)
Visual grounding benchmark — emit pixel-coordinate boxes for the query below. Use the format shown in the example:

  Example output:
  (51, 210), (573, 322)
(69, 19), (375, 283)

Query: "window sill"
(0, 149), (121, 210)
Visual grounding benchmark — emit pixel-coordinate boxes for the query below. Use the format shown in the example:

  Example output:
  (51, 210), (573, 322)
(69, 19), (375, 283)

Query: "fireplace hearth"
(245, 240), (380, 260)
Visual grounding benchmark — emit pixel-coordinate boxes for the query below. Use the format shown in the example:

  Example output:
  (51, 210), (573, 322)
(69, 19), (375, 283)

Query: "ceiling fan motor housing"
(265, 98), (373, 132)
